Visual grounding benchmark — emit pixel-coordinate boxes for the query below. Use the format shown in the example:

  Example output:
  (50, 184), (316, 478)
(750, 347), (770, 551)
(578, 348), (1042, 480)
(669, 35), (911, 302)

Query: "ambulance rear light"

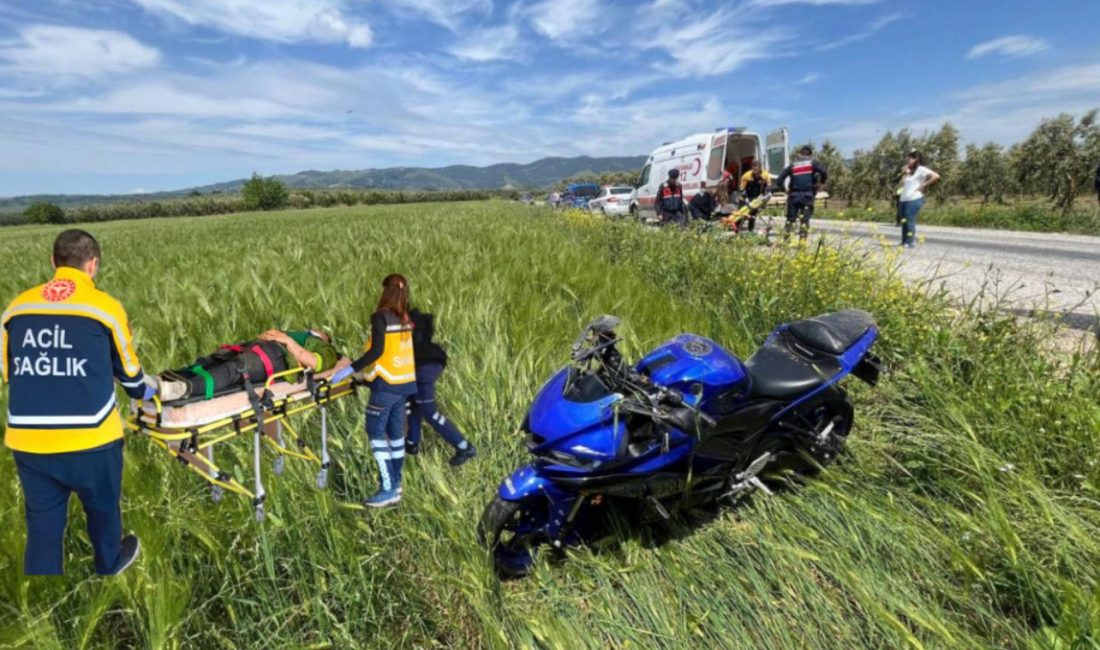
(725, 126), (747, 133)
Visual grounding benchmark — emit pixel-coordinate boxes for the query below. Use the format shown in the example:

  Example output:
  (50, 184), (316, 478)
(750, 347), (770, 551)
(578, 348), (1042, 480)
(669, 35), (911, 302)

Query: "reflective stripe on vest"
(364, 311), (416, 385)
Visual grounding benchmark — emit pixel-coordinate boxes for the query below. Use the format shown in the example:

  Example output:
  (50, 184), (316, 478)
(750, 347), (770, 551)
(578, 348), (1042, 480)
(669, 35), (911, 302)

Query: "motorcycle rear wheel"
(477, 495), (549, 579)
(769, 397), (854, 480)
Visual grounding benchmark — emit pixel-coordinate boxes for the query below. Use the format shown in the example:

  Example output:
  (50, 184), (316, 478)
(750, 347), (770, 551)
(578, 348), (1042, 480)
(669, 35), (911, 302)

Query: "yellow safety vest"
(2, 267), (143, 454)
(363, 311), (416, 386)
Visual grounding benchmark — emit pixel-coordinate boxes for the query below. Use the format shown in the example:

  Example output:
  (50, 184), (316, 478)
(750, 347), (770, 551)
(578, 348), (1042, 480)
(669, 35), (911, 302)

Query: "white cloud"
(0, 25), (160, 79)
(644, 8), (787, 78)
(817, 12), (900, 51)
(386, 0), (492, 31)
(821, 61), (1100, 152)
(130, 0), (372, 47)
(529, 0), (604, 41)
(56, 81), (309, 119)
(966, 35), (1049, 60)
(449, 25), (522, 62)
(226, 123), (345, 141)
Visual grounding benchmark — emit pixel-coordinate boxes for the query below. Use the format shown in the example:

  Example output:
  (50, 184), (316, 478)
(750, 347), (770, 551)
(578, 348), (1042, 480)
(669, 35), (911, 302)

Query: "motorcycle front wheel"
(477, 495), (550, 579)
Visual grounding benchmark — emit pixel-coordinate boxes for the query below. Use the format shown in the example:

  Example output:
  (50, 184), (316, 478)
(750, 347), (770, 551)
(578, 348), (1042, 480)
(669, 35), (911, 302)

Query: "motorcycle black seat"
(787, 309), (875, 356)
(744, 335), (839, 400)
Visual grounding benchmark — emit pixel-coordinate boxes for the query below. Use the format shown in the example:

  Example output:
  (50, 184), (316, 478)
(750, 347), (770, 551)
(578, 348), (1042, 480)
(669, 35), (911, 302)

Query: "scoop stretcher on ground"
(126, 365), (357, 522)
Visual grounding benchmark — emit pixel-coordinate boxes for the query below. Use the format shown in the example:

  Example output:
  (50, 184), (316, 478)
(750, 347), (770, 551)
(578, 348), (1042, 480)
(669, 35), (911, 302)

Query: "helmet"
(668, 168), (680, 178)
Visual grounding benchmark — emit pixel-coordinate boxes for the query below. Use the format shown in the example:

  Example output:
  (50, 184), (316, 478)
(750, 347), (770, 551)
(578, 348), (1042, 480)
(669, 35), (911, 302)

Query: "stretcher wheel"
(316, 469), (329, 490)
(211, 485), (224, 503)
(255, 504), (266, 523)
(274, 455), (286, 476)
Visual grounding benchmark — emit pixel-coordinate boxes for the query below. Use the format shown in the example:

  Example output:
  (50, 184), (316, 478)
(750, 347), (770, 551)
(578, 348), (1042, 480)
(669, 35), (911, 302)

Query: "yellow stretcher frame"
(126, 367), (358, 521)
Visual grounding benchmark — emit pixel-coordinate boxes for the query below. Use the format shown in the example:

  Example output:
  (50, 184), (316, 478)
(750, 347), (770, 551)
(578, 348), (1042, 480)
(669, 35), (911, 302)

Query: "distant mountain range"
(0, 155), (647, 212)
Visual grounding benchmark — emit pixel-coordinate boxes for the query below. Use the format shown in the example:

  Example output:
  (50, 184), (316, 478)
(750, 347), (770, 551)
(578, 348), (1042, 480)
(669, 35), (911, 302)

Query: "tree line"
(814, 109), (1100, 214)
(12, 174), (505, 226)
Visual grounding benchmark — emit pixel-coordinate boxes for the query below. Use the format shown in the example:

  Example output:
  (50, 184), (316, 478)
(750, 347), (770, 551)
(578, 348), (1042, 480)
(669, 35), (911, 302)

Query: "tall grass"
(0, 202), (1096, 648)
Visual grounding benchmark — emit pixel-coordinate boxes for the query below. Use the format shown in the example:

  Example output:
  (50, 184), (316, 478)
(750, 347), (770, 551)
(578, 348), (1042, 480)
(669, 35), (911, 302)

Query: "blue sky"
(1, 0), (1099, 196)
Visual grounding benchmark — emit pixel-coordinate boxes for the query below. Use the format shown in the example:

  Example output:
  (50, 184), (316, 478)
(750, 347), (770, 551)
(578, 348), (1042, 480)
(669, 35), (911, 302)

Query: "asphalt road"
(810, 219), (1100, 333)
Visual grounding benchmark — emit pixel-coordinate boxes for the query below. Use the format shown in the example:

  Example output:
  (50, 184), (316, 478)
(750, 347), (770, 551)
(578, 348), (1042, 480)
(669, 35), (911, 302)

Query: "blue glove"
(142, 384), (157, 401)
(330, 366), (354, 384)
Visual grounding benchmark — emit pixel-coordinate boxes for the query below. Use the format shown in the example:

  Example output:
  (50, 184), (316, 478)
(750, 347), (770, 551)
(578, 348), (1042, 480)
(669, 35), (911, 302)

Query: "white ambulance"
(630, 127), (790, 217)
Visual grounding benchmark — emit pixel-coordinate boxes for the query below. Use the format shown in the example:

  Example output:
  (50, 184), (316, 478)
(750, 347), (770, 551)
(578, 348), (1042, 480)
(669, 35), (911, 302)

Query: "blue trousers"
(900, 198), (924, 245)
(12, 440), (124, 575)
(406, 362), (467, 450)
(365, 390), (407, 492)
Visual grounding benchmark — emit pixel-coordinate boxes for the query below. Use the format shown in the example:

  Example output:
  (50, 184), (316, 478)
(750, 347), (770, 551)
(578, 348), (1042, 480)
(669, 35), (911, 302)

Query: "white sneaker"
(159, 377), (189, 402)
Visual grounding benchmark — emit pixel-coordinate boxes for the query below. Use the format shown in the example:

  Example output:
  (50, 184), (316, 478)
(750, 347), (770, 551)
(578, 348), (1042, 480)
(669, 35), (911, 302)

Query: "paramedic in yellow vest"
(2, 230), (145, 575)
(331, 273), (416, 508)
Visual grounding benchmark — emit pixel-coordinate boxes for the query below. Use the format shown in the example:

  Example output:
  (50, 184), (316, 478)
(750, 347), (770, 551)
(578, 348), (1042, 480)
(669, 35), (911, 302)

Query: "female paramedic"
(331, 273), (417, 508)
(405, 299), (476, 466)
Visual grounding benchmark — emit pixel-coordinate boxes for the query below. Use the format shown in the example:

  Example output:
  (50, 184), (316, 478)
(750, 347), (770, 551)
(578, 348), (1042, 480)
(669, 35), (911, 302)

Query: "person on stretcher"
(154, 329), (344, 402)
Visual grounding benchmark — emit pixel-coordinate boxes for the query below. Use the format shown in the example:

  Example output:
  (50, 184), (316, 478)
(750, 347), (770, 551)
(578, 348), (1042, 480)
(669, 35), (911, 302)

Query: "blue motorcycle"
(478, 311), (881, 577)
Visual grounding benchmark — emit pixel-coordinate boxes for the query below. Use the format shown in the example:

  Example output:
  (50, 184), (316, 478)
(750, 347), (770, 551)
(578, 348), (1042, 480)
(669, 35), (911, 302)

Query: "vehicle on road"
(587, 186), (634, 216)
(478, 311), (881, 578)
(562, 183), (600, 209)
(631, 127), (790, 219)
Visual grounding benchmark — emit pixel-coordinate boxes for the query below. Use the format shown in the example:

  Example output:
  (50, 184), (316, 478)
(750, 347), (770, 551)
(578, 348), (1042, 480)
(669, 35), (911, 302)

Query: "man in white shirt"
(897, 150), (940, 248)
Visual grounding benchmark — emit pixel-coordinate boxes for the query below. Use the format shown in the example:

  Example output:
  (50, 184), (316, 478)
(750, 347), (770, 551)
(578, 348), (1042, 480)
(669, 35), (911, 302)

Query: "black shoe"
(449, 444), (477, 467)
(110, 534), (141, 576)
(405, 441), (420, 456)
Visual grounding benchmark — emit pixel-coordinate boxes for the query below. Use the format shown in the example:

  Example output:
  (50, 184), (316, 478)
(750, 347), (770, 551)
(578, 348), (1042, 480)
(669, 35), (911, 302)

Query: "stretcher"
(127, 365), (359, 522)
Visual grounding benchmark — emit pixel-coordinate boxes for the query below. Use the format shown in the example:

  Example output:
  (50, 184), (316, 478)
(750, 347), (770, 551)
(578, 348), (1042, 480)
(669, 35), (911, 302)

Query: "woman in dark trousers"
(331, 273), (418, 508)
(405, 306), (476, 466)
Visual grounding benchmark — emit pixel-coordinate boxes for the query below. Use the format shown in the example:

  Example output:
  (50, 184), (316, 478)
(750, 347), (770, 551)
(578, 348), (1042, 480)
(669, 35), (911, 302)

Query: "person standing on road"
(655, 169), (687, 226)
(688, 182), (717, 221)
(404, 303), (476, 467)
(331, 273), (418, 508)
(2, 229), (145, 575)
(776, 145), (827, 241)
(898, 150), (940, 248)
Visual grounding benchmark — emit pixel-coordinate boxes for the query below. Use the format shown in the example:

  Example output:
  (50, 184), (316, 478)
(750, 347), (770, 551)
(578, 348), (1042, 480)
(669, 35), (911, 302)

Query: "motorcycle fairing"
(498, 463), (580, 538)
(526, 368), (625, 460)
(637, 334), (748, 404)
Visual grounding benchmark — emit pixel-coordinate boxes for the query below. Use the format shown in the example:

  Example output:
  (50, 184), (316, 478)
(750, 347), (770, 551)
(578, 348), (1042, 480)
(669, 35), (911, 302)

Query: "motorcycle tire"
(477, 495), (548, 579)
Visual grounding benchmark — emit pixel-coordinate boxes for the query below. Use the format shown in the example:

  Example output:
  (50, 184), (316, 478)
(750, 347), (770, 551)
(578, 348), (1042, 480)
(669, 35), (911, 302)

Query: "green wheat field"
(0, 201), (1097, 648)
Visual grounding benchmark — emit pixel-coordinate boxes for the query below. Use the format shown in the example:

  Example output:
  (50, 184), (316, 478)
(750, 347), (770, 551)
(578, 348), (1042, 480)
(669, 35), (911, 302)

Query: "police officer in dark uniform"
(2, 230), (145, 575)
(776, 145), (828, 241)
(655, 169), (687, 226)
(688, 182), (717, 221)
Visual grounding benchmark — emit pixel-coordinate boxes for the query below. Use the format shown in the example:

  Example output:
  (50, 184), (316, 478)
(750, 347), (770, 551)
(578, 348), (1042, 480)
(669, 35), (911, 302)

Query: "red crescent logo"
(692, 158), (702, 176)
(41, 279), (75, 302)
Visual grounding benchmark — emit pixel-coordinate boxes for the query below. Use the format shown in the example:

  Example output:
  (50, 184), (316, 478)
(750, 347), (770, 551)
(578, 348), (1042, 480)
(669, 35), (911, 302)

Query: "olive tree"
(816, 140), (848, 200)
(241, 173), (289, 211)
(1012, 110), (1099, 214)
(960, 142), (1010, 205)
(23, 201), (66, 224)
